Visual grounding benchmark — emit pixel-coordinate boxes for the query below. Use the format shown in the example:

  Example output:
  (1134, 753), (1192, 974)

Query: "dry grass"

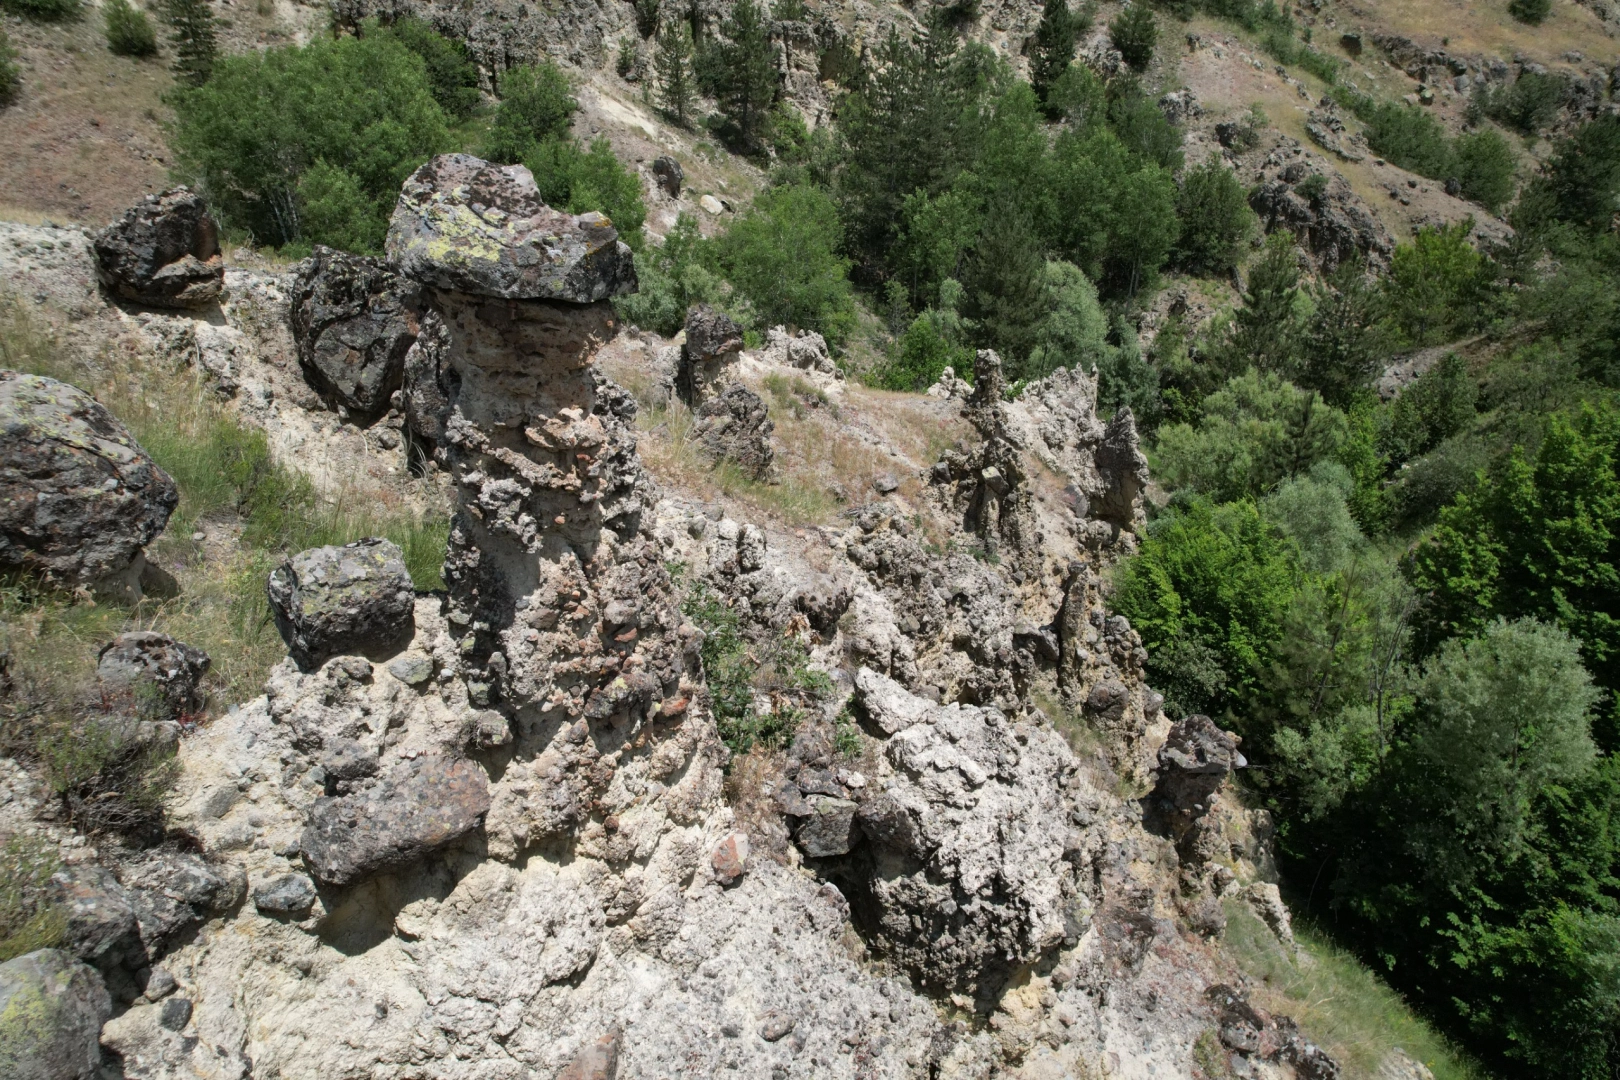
(1350, 0), (1619, 69)
(1224, 900), (1493, 1080)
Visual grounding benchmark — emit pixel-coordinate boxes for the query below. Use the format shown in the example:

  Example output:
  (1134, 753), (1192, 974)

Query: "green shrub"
(1174, 158), (1254, 274)
(0, 30), (20, 106)
(1107, 84), (1184, 170)
(655, 17), (697, 126)
(105, 0), (158, 56)
(1451, 128), (1516, 211)
(880, 280), (972, 390)
(169, 34), (450, 250)
(1384, 222), (1487, 346)
(709, 0), (779, 152)
(1109, 3), (1158, 71)
(1481, 70), (1567, 135)
(714, 183), (856, 343)
(1534, 114), (1620, 231)
(379, 16), (482, 120)
(1023, 260), (1112, 381)
(524, 135), (646, 245)
(484, 61), (578, 164)
(1508, 0), (1552, 24)
(1364, 102), (1454, 177)
(0, 0), (79, 21)
(1029, 0), (1083, 105)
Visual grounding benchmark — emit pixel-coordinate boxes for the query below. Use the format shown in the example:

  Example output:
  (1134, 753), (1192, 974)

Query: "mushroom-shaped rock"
(0, 372), (178, 588)
(289, 246), (423, 420)
(0, 949), (113, 1080)
(92, 187), (223, 309)
(267, 538), (415, 672)
(97, 631), (210, 720)
(385, 154), (637, 302)
(300, 754), (492, 887)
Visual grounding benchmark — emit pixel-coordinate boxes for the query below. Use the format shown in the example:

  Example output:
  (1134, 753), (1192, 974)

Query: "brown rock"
(558, 1027), (621, 1080)
(710, 831), (750, 885)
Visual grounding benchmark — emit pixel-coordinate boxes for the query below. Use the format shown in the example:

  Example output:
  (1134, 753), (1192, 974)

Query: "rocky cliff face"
(1, 170), (1313, 1080)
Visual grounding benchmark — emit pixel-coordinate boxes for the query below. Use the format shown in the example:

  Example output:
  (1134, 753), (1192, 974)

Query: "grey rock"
(251, 874), (318, 916)
(267, 538), (416, 672)
(49, 865), (143, 974)
(91, 187), (223, 309)
(97, 631), (210, 721)
(141, 968), (176, 1001)
(116, 851), (247, 957)
(676, 304), (745, 406)
(692, 383), (775, 481)
(872, 472), (899, 494)
(650, 155), (683, 198)
(386, 154), (636, 302)
(0, 949), (111, 1080)
(158, 995), (192, 1031)
(0, 372), (178, 587)
(760, 325), (834, 374)
(300, 753), (492, 887)
(1152, 713), (1245, 820)
(400, 310), (456, 447)
(289, 247), (423, 420)
(1250, 171), (1394, 272)
(387, 652), (435, 687)
(792, 795), (860, 858)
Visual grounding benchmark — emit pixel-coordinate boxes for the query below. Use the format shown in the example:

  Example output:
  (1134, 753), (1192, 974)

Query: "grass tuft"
(0, 834), (66, 963)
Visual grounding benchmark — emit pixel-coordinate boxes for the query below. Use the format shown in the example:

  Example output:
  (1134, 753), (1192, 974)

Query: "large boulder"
(91, 187), (224, 309)
(115, 850), (247, 958)
(1150, 713), (1244, 823)
(692, 383), (775, 481)
(385, 154), (637, 302)
(0, 949), (112, 1080)
(760, 325), (834, 374)
(289, 247), (423, 421)
(97, 631), (210, 721)
(267, 538), (415, 672)
(0, 372), (178, 589)
(300, 753), (492, 886)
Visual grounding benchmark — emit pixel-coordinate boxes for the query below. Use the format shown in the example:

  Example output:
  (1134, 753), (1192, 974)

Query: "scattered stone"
(91, 187), (223, 309)
(97, 631), (211, 720)
(699, 194), (724, 215)
(1158, 89), (1201, 124)
(300, 754), (492, 887)
(116, 851), (247, 958)
(0, 372), (178, 590)
(289, 247), (423, 421)
(157, 996), (192, 1031)
(48, 865), (143, 978)
(267, 538), (416, 672)
(791, 795), (860, 858)
(558, 1027), (621, 1080)
(650, 156), (683, 198)
(1250, 170), (1394, 272)
(692, 384), (776, 481)
(141, 969), (176, 1001)
(710, 832), (750, 885)
(252, 874), (318, 916)
(872, 472), (900, 494)
(386, 154), (637, 302)
(0, 949), (112, 1080)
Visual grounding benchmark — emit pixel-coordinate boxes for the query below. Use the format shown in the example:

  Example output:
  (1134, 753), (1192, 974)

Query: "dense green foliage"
(1108, 4), (1158, 71)
(1113, 110), (1620, 1075)
(1028, 0), (1085, 105)
(0, 29), (21, 106)
(654, 17), (697, 126)
(170, 33), (450, 250)
(1174, 158), (1254, 273)
(104, 0), (157, 57)
(484, 61), (578, 164)
(379, 16), (482, 120)
(1362, 103), (1519, 212)
(1508, 0), (1552, 22)
(0, 0), (78, 21)
(162, 0), (216, 86)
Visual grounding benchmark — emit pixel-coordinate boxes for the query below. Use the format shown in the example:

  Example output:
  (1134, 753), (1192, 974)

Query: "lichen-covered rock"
(793, 795), (860, 858)
(289, 246), (423, 420)
(0, 949), (112, 1080)
(266, 538), (416, 672)
(49, 866), (143, 978)
(676, 304), (744, 406)
(386, 154), (637, 302)
(96, 631), (211, 720)
(844, 668), (1088, 999)
(300, 753), (492, 886)
(251, 873), (317, 915)
(0, 372), (178, 587)
(91, 187), (223, 309)
(692, 383), (775, 480)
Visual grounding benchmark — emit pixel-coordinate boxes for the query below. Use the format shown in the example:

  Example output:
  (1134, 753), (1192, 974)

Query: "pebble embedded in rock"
(387, 653), (434, 687)
(710, 831), (749, 885)
(792, 795), (860, 858)
(757, 1010), (797, 1042)
(266, 537), (415, 672)
(252, 873), (318, 916)
(158, 995), (192, 1031)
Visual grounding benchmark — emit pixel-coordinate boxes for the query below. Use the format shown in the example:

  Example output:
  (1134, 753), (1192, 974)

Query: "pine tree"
(714, 0), (777, 152)
(655, 17), (696, 127)
(1028, 0), (1079, 106)
(1228, 230), (1302, 375)
(164, 0), (218, 87)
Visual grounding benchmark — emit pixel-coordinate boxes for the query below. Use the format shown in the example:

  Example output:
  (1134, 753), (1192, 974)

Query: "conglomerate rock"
(91, 187), (224, 309)
(692, 382), (776, 480)
(675, 303), (744, 406)
(0, 949), (112, 1080)
(96, 631), (211, 721)
(0, 372), (177, 588)
(1250, 166), (1394, 272)
(289, 246), (423, 420)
